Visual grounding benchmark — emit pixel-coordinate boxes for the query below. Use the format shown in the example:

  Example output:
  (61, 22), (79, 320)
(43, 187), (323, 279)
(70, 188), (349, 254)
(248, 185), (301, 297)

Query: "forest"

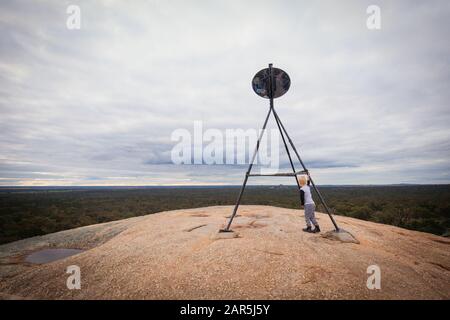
(0, 185), (449, 244)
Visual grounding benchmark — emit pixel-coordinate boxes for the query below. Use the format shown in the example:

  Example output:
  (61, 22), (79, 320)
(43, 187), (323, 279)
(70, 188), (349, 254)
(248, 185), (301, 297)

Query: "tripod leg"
(273, 109), (302, 191)
(272, 108), (340, 231)
(223, 107), (273, 231)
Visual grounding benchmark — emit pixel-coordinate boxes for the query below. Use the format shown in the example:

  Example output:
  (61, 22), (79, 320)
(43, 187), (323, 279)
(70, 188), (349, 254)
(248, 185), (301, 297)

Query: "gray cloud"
(0, 0), (449, 186)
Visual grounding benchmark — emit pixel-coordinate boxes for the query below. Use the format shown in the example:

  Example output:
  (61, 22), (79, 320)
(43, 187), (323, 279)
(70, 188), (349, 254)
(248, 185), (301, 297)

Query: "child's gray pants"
(304, 203), (318, 227)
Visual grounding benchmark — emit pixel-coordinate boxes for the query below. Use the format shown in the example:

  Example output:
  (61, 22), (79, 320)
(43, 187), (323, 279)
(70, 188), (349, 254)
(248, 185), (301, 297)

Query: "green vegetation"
(0, 185), (449, 244)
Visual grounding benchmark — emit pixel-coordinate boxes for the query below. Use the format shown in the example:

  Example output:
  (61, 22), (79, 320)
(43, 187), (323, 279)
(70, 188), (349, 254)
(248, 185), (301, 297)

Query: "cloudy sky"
(0, 0), (449, 186)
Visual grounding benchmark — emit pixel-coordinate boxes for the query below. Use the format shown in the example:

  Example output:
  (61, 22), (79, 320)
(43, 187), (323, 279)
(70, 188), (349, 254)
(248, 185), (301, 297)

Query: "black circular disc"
(252, 67), (290, 99)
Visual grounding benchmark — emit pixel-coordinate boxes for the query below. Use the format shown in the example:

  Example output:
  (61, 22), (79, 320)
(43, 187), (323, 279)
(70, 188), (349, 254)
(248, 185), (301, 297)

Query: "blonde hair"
(297, 175), (308, 186)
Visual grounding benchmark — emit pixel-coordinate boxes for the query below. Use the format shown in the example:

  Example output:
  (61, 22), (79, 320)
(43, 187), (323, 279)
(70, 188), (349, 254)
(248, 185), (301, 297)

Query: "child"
(298, 175), (320, 233)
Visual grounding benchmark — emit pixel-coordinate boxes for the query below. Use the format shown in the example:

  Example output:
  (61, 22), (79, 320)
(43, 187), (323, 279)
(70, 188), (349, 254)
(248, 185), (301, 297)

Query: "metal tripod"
(222, 64), (339, 232)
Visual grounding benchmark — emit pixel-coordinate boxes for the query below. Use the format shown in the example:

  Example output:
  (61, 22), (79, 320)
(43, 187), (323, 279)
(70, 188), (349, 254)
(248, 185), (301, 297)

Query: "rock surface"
(322, 229), (360, 244)
(0, 205), (449, 299)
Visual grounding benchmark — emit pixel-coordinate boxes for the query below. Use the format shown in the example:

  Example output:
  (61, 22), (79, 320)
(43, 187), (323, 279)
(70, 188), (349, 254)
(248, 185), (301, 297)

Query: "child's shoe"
(302, 226), (312, 233)
(312, 225), (321, 233)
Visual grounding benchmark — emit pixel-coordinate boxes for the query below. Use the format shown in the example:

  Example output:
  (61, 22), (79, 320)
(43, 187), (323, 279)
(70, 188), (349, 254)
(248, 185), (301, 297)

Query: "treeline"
(0, 185), (449, 244)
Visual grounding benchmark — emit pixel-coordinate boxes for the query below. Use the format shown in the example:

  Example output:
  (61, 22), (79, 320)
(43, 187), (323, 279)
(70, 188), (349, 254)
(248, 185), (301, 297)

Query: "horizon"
(1, 183), (449, 189)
